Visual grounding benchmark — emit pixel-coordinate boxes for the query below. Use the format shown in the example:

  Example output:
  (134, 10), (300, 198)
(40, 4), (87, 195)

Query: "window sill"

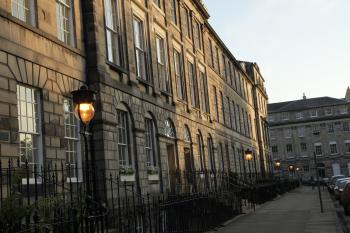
(160, 90), (172, 96)
(137, 77), (152, 86)
(106, 61), (129, 74)
(66, 177), (82, 183)
(0, 10), (83, 56)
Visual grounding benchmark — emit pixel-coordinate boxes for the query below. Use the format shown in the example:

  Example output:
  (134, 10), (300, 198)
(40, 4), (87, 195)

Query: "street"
(215, 186), (342, 233)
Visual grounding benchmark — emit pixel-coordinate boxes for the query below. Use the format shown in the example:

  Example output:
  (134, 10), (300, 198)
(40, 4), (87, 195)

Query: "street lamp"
(275, 160), (281, 178)
(245, 149), (253, 183)
(71, 85), (96, 197)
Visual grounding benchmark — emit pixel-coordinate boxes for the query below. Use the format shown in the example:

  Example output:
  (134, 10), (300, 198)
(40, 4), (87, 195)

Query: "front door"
(167, 144), (176, 193)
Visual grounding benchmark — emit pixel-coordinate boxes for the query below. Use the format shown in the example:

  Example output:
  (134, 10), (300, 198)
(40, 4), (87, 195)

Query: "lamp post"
(275, 160), (281, 178)
(288, 165), (294, 179)
(71, 85), (96, 198)
(312, 131), (324, 213)
(313, 151), (324, 213)
(245, 149), (253, 183)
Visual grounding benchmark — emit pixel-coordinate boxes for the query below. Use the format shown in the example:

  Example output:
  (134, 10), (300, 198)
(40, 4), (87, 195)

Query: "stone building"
(268, 90), (350, 179)
(0, 0), (271, 195)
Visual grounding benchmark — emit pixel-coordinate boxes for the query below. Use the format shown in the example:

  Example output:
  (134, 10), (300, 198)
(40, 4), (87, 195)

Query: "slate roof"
(268, 97), (348, 113)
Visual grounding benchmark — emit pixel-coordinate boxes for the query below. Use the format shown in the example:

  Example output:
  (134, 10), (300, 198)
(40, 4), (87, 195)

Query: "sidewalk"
(213, 186), (342, 233)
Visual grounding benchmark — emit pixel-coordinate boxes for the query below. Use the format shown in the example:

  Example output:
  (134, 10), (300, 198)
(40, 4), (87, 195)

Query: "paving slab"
(214, 186), (342, 233)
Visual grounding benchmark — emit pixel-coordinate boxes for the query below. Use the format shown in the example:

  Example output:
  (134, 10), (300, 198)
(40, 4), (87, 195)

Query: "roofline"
(268, 101), (348, 114)
(193, 0), (210, 19)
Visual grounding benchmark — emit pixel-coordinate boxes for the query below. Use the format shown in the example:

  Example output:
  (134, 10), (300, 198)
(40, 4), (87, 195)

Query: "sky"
(202, 0), (350, 103)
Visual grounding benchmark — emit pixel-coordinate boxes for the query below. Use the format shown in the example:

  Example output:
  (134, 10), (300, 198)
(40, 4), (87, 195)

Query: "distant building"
(268, 89), (350, 179)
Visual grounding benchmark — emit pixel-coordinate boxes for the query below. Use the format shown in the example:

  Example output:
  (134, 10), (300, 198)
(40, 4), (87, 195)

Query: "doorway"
(167, 144), (176, 193)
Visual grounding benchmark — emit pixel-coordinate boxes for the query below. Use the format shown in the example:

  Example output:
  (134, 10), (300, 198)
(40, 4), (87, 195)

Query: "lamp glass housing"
(71, 86), (96, 125)
(245, 149), (253, 161)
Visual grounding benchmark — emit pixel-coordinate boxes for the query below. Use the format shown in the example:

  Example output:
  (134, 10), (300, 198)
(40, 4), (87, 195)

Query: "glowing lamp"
(71, 86), (96, 125)
(244, 149), (253, 161)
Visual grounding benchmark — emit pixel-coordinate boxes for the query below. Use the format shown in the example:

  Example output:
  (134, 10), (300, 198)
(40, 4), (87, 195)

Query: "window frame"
(155, 35), (170, 93)
(133, 15), (148, 81)
(11, 0), (36, 26)
(56, 0), (75, 46)
(104, 0), (123, 66)
(17, 84), (43, 182)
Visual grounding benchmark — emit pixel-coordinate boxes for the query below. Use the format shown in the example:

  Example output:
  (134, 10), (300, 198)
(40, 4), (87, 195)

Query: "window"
(345, 141), (350, 153)
(117, 110), (132, 167)
(17, 85), (42, 177)
(310, 109), (318, 117)
(325, 108), (332, 116)
(209, 39), (214, 68)
(170, 0), (178, 25)
(56, 0), (74, 45)
(164, 119), (175, 138)
(300, 143), (307, 151)
(193, 21), (202, 50)
(328, 123), (334, 134)
(11, 0), (36, 25)
(281, 112), (289, 120)
(296, 112), (303, 119)
(286, 144), (293, 153)
(303, 165), (309, 172)
(272, 145), (278, 153)
(340, 107), (348, 114)
(231, 101), (236, 130)
(227, 97), (232, 128)
(153, 0), (163, 10)
(312, 124), (320, 135)
(284, 128), (292, 138)
(199, 71), (209, 113)
(314, 143), (322, 156)
(174, 50), (185, 100)
(343, 122), (350, 132)
(188, 61), (198, 107)
(270, 130), (276, 140)
(207, 136), (215, 171)
(297, 126), (305, 137)
(330, 142), (338, 154)
(268, 115), (274, 122)
(145, 118), (157, 167)
(213, 86), (219, 121)
(64, 98), (80, 178)
(104, 0), (122, 65)
(220, 91), (225, 125)
(133, 17), (147, 80)
(184, 7), (192, 39)
(197, 133), (205, 170)
(156, 36), (169, 92)
(215, 47), (220, 73)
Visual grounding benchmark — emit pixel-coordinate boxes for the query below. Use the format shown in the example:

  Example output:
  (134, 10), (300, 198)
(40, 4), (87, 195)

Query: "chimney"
(346, 87), (350, 101)
(303, 93), (306, 100)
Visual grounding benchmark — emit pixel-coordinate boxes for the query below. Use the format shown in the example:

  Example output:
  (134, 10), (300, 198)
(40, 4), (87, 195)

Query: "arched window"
(184, 125), (191, 143)
(116, 103), (134, 168)
(207, 135), (215, 171)
(197, 131), (205, 171)
(164, 118), (176, 138)
(145, 113), (158, 167)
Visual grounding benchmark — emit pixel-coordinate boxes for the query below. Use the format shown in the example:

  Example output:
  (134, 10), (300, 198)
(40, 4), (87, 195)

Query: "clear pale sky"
(203, 0), (350, 103)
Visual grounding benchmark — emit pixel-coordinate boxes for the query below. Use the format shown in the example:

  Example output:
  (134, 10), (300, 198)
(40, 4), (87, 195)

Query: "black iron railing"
(0, 159), (297, 233)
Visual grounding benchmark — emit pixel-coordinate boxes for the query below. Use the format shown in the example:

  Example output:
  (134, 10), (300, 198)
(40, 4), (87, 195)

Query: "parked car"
(328, 175), (346, 193)
(334, 178), (350, 200)
(341, 182), (350, 215)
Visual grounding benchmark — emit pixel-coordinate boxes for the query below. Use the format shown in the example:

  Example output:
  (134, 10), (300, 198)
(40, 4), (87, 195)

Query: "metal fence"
(0, 159), (296, 233)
